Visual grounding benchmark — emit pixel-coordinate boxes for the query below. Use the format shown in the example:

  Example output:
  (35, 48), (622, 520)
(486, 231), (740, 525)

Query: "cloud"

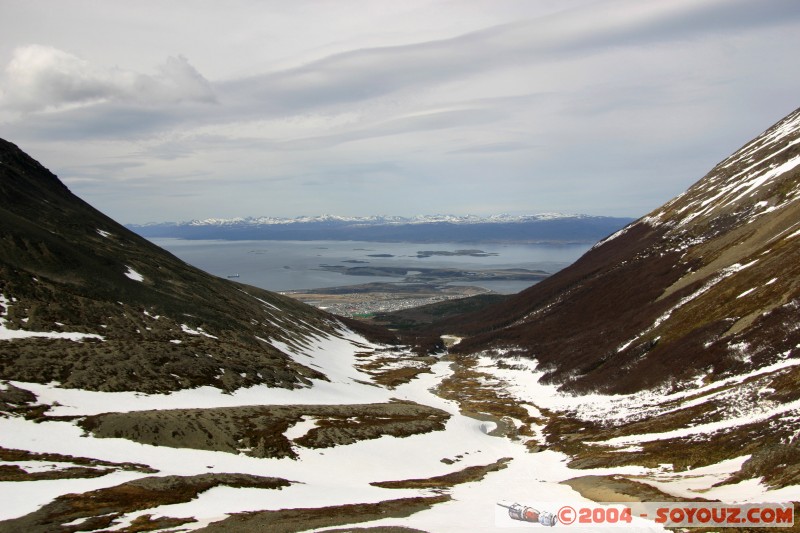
(218, 0), (800, 117)
(2, 0), (800, 223)
(0, 45), (215, 113)
(276, 107), (506, 151)
(5, 1), (799, 139)
(448, 141), (532, 155)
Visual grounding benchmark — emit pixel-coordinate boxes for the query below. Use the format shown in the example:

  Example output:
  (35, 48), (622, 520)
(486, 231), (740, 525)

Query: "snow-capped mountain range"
(181, 213), (584, 226)
(128, 213), (633, 244)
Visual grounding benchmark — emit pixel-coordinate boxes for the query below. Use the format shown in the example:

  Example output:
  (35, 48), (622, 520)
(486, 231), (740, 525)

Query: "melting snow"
(786, 228), (800, 240)
(720, 111), (800, 170)
(2, 324), (798, 529)
(283, 416), (318, 441)
(591, 220), (641, 249)
(636, 456), (751, 501)
(0, 336), (653, 530)
(123, 266), (144, 282)
(618, 259), (760, 351)
(0, 294), (105, 342)
(180, 324), (218, 339)
(674, 109), (800, 228)
(476, 354), (800, 428)
(594, 396), (800, 447)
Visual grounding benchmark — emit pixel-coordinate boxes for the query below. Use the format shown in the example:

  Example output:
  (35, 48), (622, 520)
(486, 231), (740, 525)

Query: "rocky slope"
(0, 137), (396, 393)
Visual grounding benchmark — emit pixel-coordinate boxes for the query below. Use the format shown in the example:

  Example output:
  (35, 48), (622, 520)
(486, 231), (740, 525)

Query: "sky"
(1, 0), (800, 224)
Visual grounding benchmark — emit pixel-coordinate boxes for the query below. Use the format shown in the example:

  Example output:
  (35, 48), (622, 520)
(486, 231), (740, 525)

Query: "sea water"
(151, 238), (590, 294)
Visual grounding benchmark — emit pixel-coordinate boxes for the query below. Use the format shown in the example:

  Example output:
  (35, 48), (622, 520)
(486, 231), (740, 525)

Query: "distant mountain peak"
(178, 213), (585, 227)
(129, 212), (632, 244)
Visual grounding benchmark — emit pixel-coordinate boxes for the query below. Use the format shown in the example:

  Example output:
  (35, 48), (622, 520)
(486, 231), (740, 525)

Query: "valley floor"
(281, 282), (489, 317)
(1, 327), (798, 532)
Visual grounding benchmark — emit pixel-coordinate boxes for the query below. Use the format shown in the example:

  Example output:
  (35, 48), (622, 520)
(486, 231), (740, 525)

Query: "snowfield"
(1, 327), (798, 531)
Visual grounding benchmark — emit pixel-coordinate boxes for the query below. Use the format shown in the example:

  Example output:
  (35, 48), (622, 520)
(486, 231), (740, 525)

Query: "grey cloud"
(8, 102), (190, 141)
(3, 0), (800, 224)
(217, 0), (800, 117)
(1, 46), (215, 113)
(448, 142), (532, 155)
(310, 160), (403, 179)
(6, 0), (799, 142)
(278, 107), (505, 151)
(127, 107), (506, 159)
(60, 160), (146, 181)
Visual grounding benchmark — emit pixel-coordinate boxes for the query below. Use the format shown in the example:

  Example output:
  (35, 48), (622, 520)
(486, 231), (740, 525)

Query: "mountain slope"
(0, 138), (395, 392)
(433, 107), (800, 396)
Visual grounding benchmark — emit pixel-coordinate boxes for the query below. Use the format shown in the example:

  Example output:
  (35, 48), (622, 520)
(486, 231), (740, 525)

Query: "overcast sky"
(1, 0), (800, 224)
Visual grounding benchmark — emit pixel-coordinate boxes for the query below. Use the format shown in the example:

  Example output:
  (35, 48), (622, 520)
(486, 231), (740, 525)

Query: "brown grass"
(437, 357), (530, 419)
(199, 495), (451, 533)
(0, 473), (290, 533)
(370, 457), (512, 489)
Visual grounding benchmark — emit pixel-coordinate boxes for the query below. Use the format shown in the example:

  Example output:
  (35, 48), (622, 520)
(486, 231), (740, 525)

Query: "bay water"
(151, 238), (590, 294)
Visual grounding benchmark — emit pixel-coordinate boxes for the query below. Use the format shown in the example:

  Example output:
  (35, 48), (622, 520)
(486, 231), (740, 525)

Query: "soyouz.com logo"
(495, 501), (794, 528)
(497, 502), (558, 526)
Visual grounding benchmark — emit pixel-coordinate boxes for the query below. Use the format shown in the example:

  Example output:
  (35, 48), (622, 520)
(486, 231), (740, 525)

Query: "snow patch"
(594, 397), (800, 447)
(250, 294), (280, 311)
(0, 294), (105, 342)
(786, 228), (800, 240)
(476, 354), (800, 427)
(591, 220), (637, 249)
(619, 259), (760, 350)
(124, 266), (144, 282)
(284, 416), (318, 441)
(676, 117), (800, 227)
(737, 288), (756, 299)
(180, 324), (218, 339)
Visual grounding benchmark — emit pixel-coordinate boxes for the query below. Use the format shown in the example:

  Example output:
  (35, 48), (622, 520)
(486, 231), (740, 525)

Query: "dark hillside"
(369, 293), (510, 332)
(0, 138), (395, 393)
